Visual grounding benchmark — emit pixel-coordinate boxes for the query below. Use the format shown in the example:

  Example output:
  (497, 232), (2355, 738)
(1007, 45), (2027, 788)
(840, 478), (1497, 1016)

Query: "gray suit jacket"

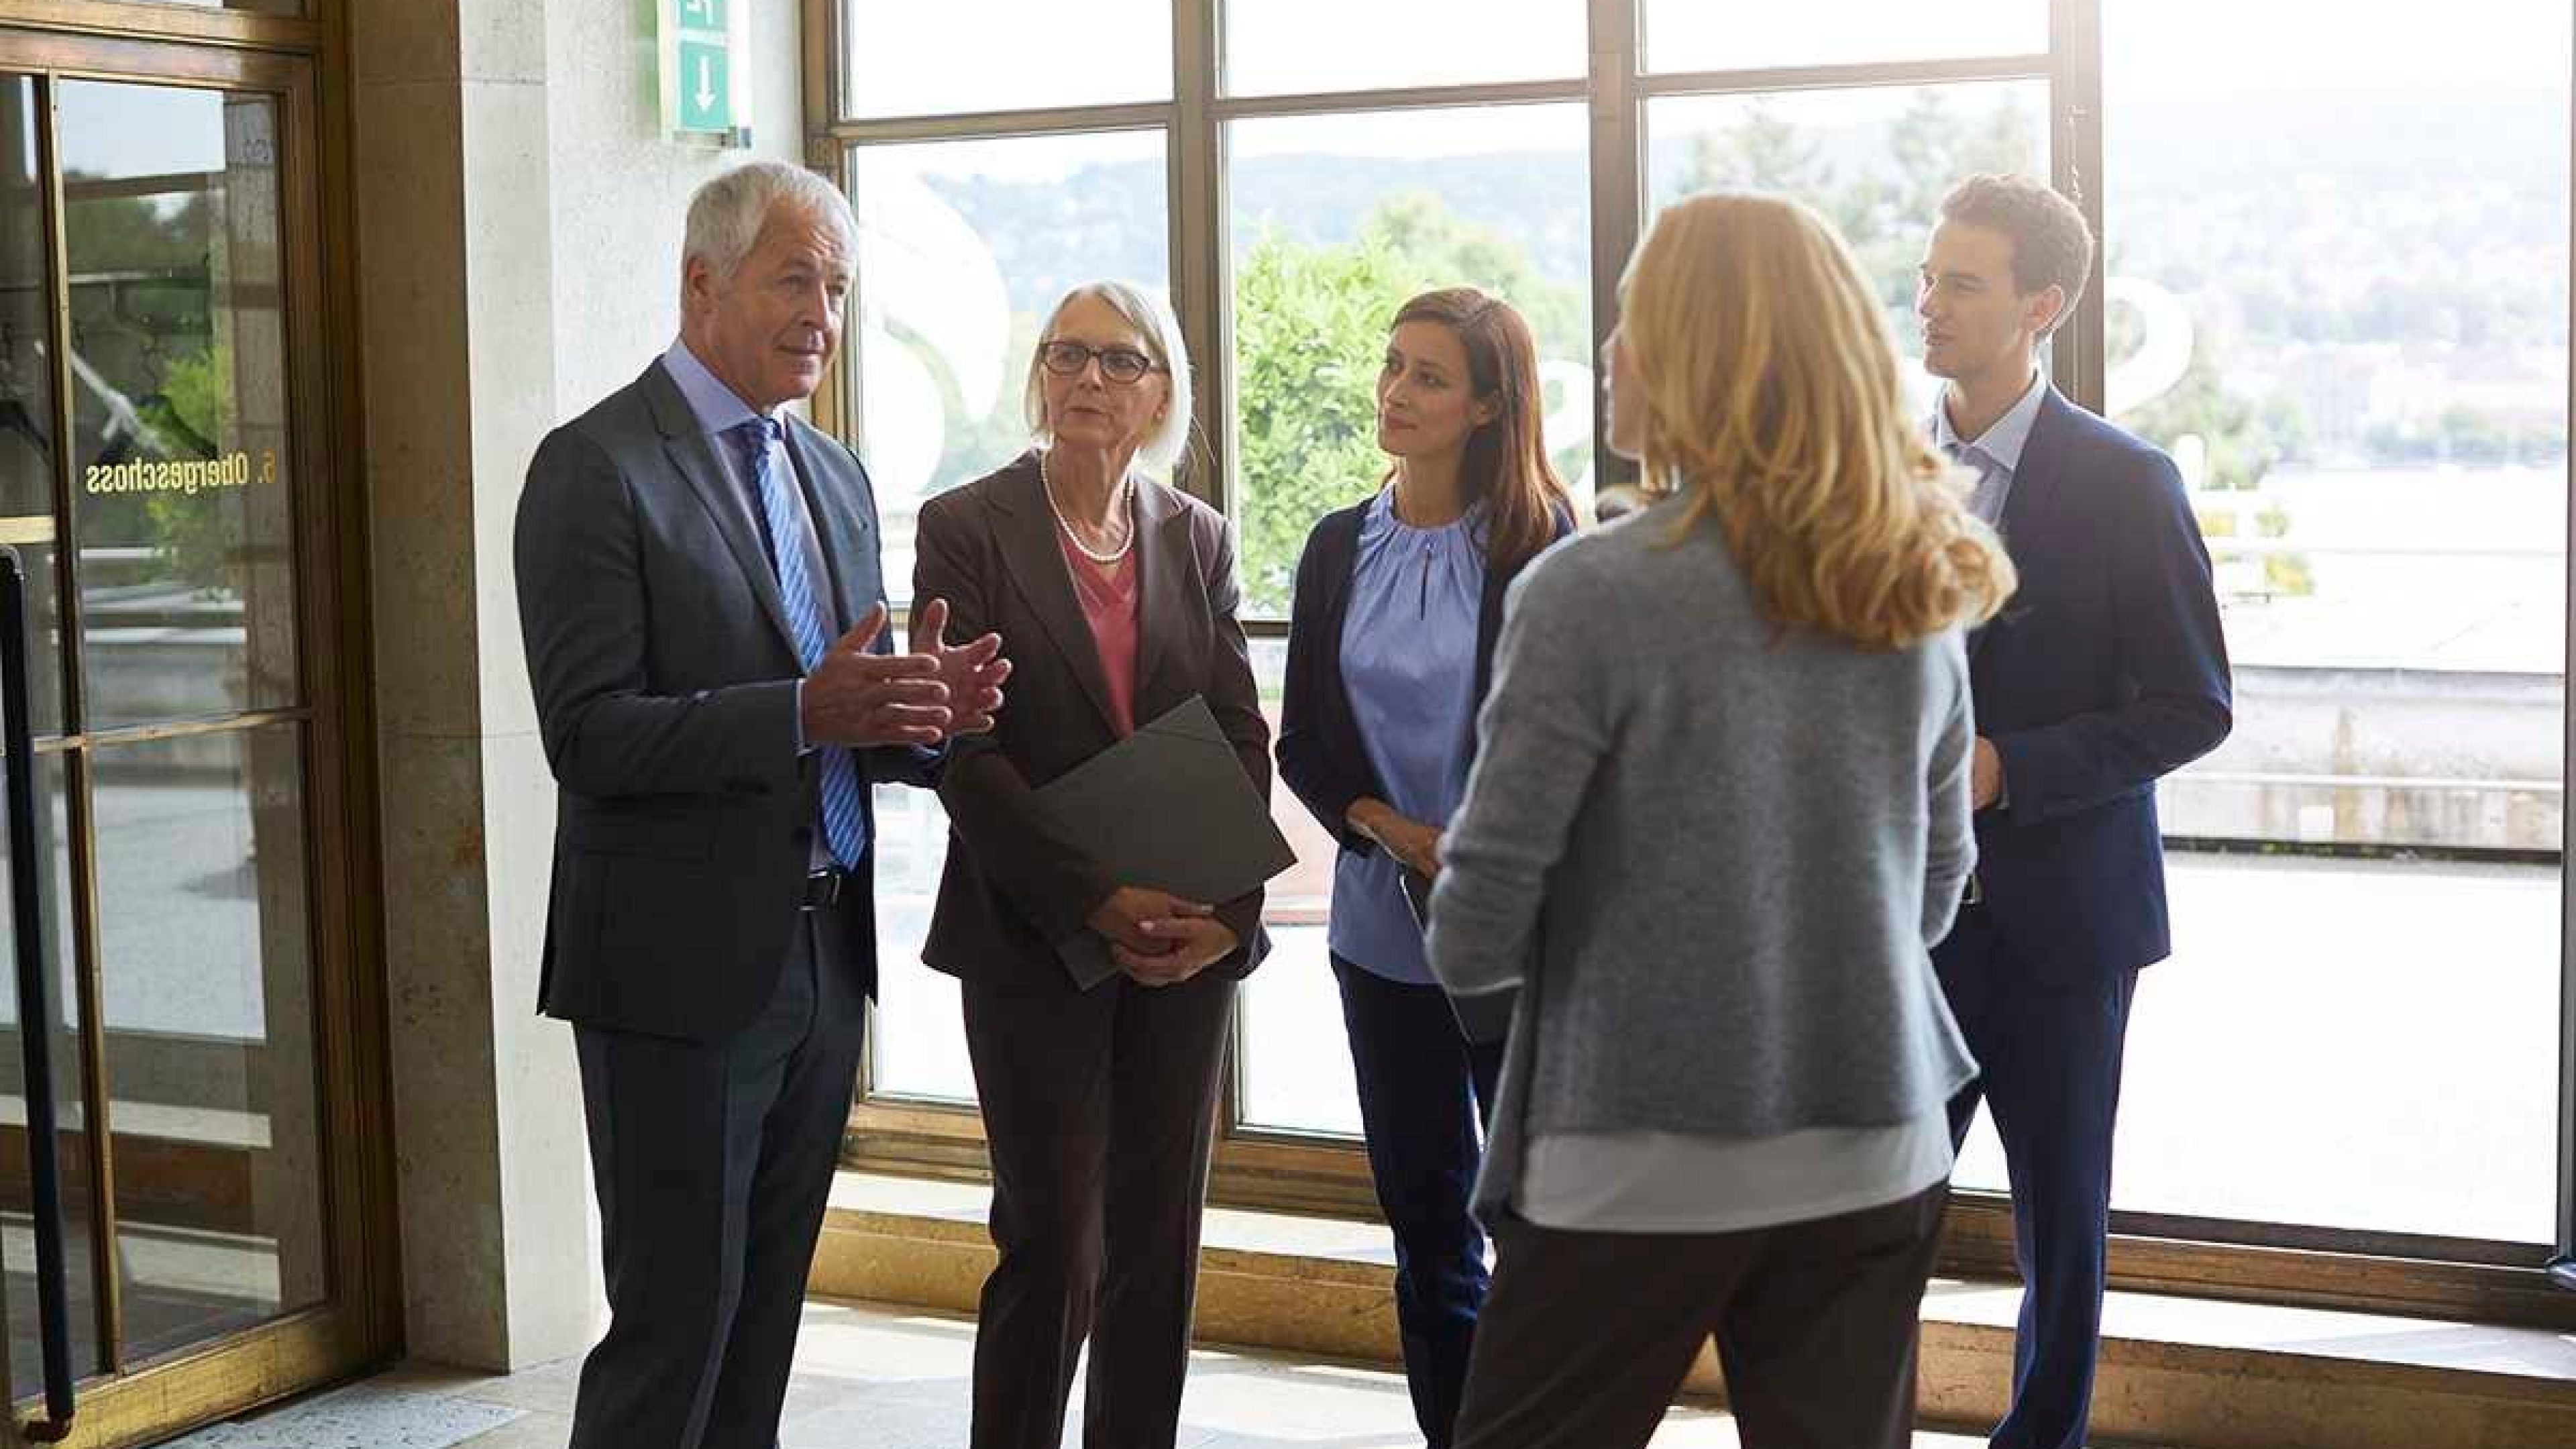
(1425, 503), (1978, 1220)
(514, 359), (932, 1040)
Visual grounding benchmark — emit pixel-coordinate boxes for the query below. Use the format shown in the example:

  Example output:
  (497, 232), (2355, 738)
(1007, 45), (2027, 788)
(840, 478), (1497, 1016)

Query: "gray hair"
(1024, 280), (1194, 476)
(682, 160), (857, 285)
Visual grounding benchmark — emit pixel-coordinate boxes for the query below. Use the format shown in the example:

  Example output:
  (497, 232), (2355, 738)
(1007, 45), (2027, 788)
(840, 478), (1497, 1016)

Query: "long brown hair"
(1621, 194), (2014, 649)
(1389, 286), (1570, 573)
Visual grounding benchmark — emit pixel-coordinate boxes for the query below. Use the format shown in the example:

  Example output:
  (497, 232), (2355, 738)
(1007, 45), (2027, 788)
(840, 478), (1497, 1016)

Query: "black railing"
(0, 545), (74, 1438)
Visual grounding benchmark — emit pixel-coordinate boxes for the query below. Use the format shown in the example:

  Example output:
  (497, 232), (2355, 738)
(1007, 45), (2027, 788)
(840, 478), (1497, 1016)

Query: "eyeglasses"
(1038, 339), (1163, 385)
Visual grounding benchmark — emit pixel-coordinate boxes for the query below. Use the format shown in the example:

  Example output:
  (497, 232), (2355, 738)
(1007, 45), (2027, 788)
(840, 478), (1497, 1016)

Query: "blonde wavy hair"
(1621, 193), (2014, 649)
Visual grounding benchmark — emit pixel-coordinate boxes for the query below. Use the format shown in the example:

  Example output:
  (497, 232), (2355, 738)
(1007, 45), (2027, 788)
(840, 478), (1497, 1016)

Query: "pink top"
(1057, 531), (1140, 738)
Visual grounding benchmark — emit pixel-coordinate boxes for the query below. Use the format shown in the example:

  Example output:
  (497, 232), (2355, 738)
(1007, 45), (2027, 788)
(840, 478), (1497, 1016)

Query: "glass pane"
(1237, 638), (1364, 1136)
(1644, 0), (2044, 73)
(842, 1), (1167, 119)
(0, 79), (63, 739)
(0, 751), (103, 1388)
(1225, 0), (1585, 97)
(1962, 0), (2571, 1242)
(867, 784), (973, 1104)
(1958, 855), (2558, 1240)
(95, 725), (325, 1362)
(60, 81), (300, 730)
(1228, 103), (1593, 619)
(850, 131), (1169, 608)
(1648, 83), (2048, 418)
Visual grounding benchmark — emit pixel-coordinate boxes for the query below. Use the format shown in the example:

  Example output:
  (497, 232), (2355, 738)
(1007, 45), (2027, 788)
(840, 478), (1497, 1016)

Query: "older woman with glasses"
(912, 280), (1271, 1449)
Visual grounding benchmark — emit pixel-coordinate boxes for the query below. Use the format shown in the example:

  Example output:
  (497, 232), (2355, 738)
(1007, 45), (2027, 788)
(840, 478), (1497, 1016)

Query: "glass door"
(0, 31), (385, 1448)
(57, 68), (325, 1369)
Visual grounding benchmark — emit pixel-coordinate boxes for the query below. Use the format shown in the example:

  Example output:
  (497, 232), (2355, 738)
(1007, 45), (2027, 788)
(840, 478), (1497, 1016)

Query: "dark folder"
(1036, 695), (1297, 989)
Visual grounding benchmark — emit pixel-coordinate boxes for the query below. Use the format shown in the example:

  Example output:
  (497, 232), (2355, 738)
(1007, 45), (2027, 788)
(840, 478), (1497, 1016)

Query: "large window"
(849, 130), (1170, 605)
(2065, 0), (2569, 1244)
(841, 1), (1170, 119)
(1224, 0), (1584, 96)
(1644, 83), (2049, 410)
(850, 129), (1171, 1097)
(1227, 103), (1594, 615)
(819, 0), (2576, 1320)
(1640, 0), (2045, 73)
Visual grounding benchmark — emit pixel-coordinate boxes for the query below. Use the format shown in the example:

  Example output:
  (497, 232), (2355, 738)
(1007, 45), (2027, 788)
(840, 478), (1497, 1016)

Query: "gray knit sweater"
(1426, 502), (1980, 1220)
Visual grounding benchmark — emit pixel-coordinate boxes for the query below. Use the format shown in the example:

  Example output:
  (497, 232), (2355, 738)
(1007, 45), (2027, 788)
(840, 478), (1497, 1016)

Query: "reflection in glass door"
(58, 76), (325, 1370)
(0, 62), (337, 1418)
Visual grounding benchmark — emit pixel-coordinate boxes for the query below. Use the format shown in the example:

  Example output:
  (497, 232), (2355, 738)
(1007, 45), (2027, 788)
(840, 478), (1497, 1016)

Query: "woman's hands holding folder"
(1119, 914), (1240, 985)
(1091, 885), (1239, 986)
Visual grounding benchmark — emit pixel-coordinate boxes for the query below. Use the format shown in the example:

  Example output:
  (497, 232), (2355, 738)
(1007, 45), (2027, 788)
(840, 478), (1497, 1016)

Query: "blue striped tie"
(733, 417), (868, 870)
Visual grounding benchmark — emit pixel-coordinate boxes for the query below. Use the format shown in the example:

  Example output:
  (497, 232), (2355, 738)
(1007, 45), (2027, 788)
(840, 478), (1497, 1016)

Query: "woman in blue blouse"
(1276, 286), (1572, 1449)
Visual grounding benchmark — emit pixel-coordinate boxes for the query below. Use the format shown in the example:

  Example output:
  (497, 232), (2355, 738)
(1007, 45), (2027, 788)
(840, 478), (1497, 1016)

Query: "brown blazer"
(913, 451), (1271, 995)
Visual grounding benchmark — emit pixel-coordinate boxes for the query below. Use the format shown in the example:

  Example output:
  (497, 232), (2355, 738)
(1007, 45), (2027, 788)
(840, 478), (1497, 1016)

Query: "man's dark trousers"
(1937, 903), (2139, 1449)
(568, 900), (866, 1449)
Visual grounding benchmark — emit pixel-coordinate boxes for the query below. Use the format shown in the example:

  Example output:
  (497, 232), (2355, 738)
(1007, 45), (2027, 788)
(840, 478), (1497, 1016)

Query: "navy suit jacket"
(1946, 388), (2233, 983)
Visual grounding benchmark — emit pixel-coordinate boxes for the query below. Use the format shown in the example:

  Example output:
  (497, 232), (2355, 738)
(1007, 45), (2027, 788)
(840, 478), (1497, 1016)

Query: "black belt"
(1960, 871), (1984, 908)
(802, 868), (850, 911)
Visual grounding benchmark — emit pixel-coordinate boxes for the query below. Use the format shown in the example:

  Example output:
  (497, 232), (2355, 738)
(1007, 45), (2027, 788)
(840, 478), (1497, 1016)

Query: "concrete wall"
(349, 0), (807, 1371)
(542, 0), (806, 412)
(2165, 666), (2563, 851)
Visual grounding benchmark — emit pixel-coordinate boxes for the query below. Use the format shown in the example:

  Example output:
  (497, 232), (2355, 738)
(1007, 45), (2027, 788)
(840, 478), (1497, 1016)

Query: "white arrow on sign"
(694, 54), (717, 114)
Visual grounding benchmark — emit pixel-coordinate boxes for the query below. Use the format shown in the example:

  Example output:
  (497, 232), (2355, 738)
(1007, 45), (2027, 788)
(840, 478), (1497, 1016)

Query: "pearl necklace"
(1041, 449), (1136, 565)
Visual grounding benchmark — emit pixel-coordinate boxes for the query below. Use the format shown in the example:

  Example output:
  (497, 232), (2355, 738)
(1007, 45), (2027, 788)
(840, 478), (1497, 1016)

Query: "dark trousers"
(1332, 955), (1505, 1449)
(568, 906), (867, 1449)
(1935, 904), (2141, 1449)
(1452, 1185), (1947, 1449)
(961, 970), (1237, 1449)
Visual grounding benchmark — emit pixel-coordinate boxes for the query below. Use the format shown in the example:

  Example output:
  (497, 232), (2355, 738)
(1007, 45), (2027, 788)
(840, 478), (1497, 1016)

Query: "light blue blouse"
(1329, 488), (1487, 985)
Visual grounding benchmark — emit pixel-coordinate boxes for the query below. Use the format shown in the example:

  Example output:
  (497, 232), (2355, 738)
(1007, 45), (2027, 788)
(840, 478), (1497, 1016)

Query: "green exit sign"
(676, 38), (731, 131)
(663, 0), (747, 144)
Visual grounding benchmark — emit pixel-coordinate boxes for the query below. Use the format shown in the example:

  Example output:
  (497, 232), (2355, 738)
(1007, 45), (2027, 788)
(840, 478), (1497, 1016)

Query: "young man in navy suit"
(1918, 174), (2233, 1449)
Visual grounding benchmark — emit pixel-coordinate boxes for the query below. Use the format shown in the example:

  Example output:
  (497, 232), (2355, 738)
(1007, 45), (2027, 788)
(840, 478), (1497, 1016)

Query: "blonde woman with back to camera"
(1429, 193), (2017, 1449)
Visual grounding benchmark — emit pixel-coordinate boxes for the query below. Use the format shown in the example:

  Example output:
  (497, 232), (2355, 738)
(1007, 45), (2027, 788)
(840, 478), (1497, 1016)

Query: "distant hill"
(910, 83), (2566, 354)
(926, 150), (1593, 315)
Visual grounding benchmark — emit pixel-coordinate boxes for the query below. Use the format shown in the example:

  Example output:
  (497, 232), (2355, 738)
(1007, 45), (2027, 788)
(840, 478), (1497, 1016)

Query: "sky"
(54, 79), (227, 183)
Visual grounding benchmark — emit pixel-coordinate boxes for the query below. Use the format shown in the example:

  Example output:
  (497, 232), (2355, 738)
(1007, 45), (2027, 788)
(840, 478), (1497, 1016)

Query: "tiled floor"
(178, 1298), (1987, 1449)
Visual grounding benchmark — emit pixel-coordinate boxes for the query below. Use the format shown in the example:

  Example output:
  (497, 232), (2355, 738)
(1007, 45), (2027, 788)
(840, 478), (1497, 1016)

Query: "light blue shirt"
(1931, 366), (2047, 528)
(661, 341), (833, 603)
(1330, 489), (1487, 985)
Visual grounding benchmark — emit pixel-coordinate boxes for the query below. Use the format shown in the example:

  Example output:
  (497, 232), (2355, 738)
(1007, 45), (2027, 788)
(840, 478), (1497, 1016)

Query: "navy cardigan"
(1276, 499), (1574, 856)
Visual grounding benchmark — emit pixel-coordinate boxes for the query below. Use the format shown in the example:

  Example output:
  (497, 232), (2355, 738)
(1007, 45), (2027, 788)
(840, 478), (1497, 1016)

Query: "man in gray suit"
(515, 160), (1008, 1449)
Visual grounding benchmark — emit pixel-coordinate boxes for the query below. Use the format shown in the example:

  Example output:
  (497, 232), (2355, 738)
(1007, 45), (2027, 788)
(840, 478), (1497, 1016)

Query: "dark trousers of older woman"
(1450, 1185), (1947, 1449)
(961, 971), (1237, 1449)
(1333, 955), (1507, 1449)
